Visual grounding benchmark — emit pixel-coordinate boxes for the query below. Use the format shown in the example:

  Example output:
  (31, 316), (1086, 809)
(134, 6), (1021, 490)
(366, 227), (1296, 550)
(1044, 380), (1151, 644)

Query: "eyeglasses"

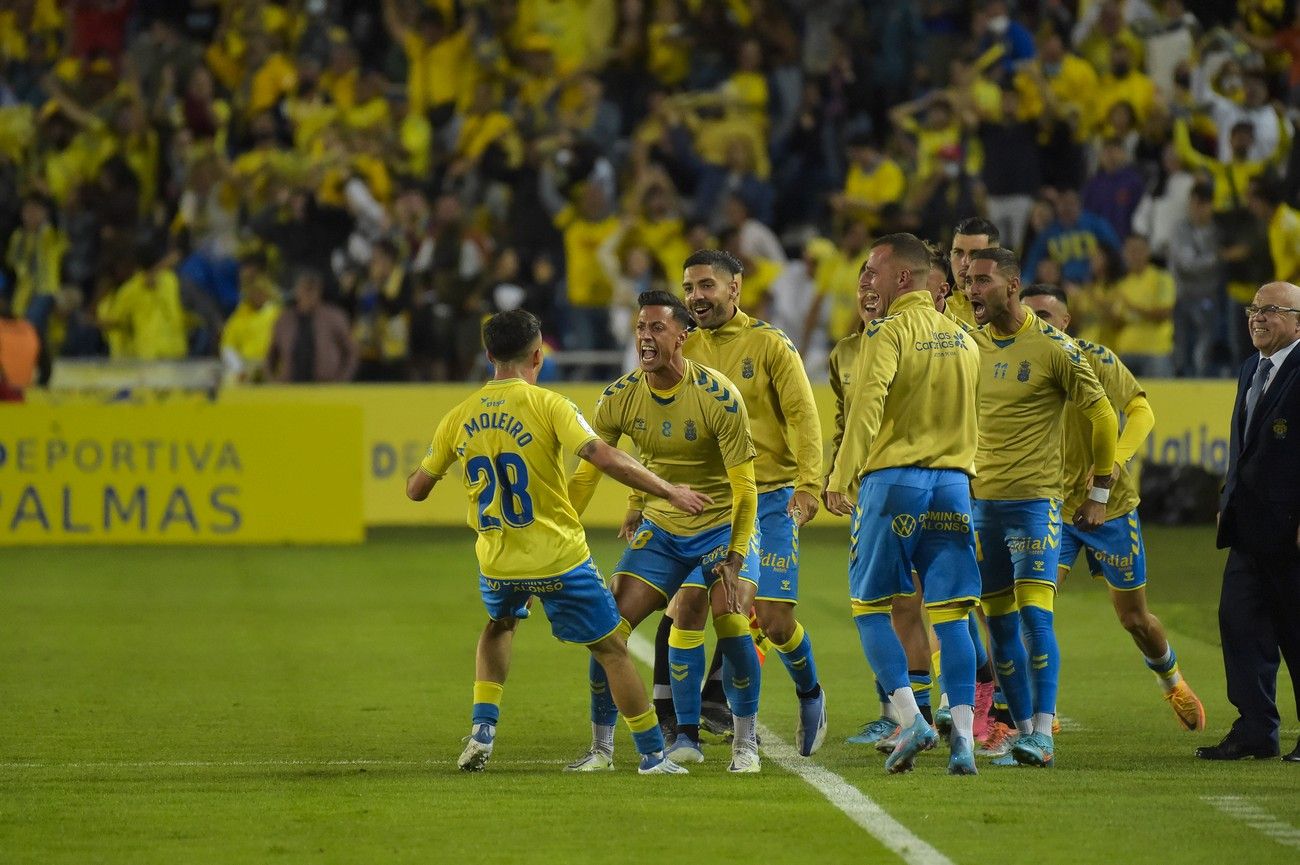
(1244, 304), (1300, 319)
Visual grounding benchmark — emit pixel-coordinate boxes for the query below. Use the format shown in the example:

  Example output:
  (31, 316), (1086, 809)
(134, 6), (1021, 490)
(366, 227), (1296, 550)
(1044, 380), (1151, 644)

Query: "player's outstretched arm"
(578, 439), (713, 515)
(406, 468), (437, 502)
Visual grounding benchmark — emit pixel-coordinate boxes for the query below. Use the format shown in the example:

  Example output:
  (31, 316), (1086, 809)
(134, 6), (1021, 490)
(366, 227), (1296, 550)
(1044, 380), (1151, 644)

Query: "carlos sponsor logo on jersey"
(913, 330), (968, 355)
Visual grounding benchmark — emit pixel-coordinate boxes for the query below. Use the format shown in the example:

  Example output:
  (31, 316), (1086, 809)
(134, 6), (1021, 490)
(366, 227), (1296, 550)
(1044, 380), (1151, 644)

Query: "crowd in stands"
(1, 0), (1299, 390)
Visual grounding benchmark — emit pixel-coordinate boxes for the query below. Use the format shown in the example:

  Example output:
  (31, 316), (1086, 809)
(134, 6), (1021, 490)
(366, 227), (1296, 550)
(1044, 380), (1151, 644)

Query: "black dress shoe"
(1284, 738), (1300, 762)
(1196, 734), (1280, 760)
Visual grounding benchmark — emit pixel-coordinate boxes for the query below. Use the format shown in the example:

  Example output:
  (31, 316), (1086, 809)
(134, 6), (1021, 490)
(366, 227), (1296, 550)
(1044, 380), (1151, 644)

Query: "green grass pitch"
(2, 526), (1296, 864)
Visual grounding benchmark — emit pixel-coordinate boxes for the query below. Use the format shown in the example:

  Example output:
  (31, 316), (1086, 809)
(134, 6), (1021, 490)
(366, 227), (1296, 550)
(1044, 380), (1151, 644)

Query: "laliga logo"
(891, 514), (917, 538)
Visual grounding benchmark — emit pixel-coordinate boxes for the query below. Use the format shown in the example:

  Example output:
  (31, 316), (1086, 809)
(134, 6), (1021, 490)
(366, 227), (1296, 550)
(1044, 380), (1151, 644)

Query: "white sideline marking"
(626, 633), (955, 865)
(1203, 796), (1300, 850)
(1056, 715), (1085, 732)
(0, 758), (565, 770)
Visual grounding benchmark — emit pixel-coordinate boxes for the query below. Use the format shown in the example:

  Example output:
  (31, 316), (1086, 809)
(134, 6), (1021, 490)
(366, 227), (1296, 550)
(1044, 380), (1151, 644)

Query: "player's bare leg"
(1110, 586), (1205, 731)
(459, 617), (518, 771)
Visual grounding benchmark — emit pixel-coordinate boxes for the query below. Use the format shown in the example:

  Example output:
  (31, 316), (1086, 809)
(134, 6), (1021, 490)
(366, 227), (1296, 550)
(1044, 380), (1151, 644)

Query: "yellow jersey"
(419, 378), (598, 580)
(944, 290), (978, 328)
(221, 299), (281, 365)
(1113, 265), (1175, 358)
(685, 309), (821, 496)
(1268, 203), (1300, 283)
(555, 208), (618, 307)
(972, 313), (1109, 501)
(590, 360), (755, 536)
(827, 329), (862, 464)
(1061, 340), (1142, 522)
(842, 158), (906, 229)
(827, 291), (980, 491)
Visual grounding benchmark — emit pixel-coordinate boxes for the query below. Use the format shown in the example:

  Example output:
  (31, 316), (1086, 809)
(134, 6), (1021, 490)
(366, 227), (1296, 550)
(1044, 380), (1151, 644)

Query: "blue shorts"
(849, 467), (981, 607)
(479, 559), (621, 645)
(973, 498), (1062, 597)
(755, 487), (799, 603)
(1059, 510), (1148, 590)
(618, 519), (761, 600)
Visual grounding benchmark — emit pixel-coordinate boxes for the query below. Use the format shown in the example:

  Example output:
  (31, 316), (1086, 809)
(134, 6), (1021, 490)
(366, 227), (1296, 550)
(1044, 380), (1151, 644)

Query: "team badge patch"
(742, 357), (755, 379)
(685, 420), (698, 441)
(634, 417), (647, 431)
(890, 514), (917, 538)
(1274, 418), (1288, 439)
(1018, 360), (1031, 382)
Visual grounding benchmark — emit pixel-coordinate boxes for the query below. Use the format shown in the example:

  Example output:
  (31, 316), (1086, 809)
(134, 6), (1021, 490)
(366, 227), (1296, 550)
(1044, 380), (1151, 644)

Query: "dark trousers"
(1219, 547), (1300, 746)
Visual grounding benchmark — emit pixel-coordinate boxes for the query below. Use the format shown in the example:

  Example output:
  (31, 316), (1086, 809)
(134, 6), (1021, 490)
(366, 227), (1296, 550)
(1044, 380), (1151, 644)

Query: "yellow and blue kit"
(826, 290), (983, 718)
(420, 378), (619, 645)
(1058, 340), (1153, 590)
(568, 360), (764, 726)
(570, 359), (761, 600)
(826, 290), (981, 610)
(970, 313), (1118, 730)
(682, 308), (821, 604)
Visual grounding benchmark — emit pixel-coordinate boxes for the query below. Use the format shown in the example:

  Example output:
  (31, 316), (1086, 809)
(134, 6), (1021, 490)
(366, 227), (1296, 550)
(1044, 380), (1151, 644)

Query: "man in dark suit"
(1198, 281), (1300, 762)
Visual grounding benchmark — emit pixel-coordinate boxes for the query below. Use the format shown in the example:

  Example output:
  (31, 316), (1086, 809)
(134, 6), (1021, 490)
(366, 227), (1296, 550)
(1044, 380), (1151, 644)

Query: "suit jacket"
(1217, 343), (1300, 556)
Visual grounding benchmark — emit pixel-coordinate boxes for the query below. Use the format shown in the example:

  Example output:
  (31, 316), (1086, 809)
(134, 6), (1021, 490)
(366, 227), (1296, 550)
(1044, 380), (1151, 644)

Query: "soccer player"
(407, 309), (709, 774)
(646, 248), (826, 758)
(946, 217), (1000, 327)
(829, 265), (940, 750)
(825, 233), (984, 775)
(965, 247), (1120, 767)
(1021, 285), (1206, 731)
(566, 289), (766, 773)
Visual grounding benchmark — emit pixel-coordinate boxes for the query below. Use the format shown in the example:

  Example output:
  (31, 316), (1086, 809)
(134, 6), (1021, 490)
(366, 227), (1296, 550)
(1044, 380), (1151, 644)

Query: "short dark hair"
(1020, 283), (1069, 307)
(683, 248), (743, 278)
(637, 289), (694, 329)
(870, 232), (932, 277)
(969, 246), (1020, 281)
(483, 309), (542, 362)
(953, 216), (1000, 244)
(1190, 181), (1215, 203)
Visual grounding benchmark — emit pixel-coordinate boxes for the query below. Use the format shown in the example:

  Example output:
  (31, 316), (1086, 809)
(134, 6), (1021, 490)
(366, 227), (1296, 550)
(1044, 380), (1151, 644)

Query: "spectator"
(96, 241), (188, 361)
(722, 192), (785, 266)
(1168, 182), (1223, 376)
(1173, 117), (1287, 212)
(1131, 143), (1195, 261)
(1112, 234), (1176, 377)
(1194, 66), (1281, 164)
(831, 133), (906, 232)
(351, 237), (411, 382)
(1095, 44), (1158, 128)
(267, 269), (358, 383)
(4, 192), (65, 380)
(551, 181), (619, 378)
(221, 254), (282, 383)
(1247, 176), (1300, 286)
(1023, 189), (1123, 285)
(978, 85), (1040, 251)
(973, 0), (1036, 77)
(1082, 137), (1148, 241)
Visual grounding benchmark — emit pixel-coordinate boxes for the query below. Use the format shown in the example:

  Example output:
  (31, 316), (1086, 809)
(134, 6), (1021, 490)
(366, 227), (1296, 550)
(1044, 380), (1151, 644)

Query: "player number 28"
(465, 452), (535, 530)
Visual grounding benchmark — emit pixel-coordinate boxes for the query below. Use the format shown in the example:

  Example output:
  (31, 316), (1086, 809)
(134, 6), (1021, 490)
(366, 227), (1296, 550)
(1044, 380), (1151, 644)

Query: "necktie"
(1244, 357), (1274, 433)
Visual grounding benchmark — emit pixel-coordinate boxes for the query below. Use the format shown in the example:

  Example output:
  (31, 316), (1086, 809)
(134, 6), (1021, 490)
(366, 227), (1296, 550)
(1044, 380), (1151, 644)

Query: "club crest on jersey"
(1274, 418), (1288, 439)
(685, 420), (698, 441)
(742, 357), (755, 379)
(634, 417), (647, 432)
(890, 514), (917, 538)
(1017, 360), (1032, 382)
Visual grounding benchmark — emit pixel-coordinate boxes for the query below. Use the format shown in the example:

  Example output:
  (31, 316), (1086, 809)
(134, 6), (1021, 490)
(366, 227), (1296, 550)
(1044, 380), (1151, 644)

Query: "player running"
(965, 248), (1119, 768)
(825, 233), (984, 775)
(1021, 285), (1206, 732)
(407, 309), (709, 775)
(566, 289), (766, 773)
